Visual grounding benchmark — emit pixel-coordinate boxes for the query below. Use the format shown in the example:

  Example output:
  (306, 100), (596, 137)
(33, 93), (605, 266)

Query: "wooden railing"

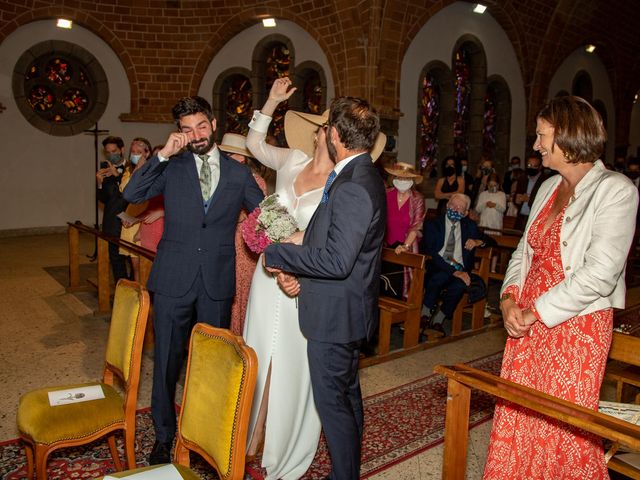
(434, 363), (640, 479)
(67, 222), (155, 314)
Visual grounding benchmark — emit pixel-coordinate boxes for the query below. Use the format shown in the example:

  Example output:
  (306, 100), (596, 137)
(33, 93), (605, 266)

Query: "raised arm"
(246, 77), (299, 171)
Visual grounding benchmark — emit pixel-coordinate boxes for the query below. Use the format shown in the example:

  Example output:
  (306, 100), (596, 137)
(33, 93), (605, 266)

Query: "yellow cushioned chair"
(17, 279), (150, 479)
(97, 323), (258, 480)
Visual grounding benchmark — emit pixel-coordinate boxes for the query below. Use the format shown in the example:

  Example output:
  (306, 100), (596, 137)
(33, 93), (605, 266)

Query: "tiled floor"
(0, 232), (510, 478)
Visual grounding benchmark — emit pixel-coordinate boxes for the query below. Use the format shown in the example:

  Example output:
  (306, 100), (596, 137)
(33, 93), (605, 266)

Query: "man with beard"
(513, 154), (550, 230)
(123, 96), (264, 464)
(264, 96), (386, 479)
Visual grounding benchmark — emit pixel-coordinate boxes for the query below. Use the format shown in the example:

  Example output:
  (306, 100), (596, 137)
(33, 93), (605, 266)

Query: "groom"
(264, 96), (386, 479)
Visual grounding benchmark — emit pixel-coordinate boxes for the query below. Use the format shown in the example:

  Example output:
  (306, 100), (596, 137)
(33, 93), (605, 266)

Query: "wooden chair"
(377, 248), (427, 356)
(97, 324), (258, 480)
(606, 331), (640, 404)
(451, 247), (493, 336)
(17, 279), (150, 479)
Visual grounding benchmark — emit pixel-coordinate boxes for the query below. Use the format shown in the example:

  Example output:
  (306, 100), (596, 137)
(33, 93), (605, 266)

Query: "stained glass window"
(302, 70), (322, 114)
(453, 47), (471, 160)
(223, 74), (252, 135)
(418, 72), (440, 171)
(483, 86), (497, 160)
(264, 42), (291, 144)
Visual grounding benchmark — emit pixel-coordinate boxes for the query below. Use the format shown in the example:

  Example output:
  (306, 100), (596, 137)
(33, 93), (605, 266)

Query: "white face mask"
(393, 178), (414, 192)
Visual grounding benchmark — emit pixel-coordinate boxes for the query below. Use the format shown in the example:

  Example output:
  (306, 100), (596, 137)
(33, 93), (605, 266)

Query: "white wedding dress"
(243, 114), (323, 480)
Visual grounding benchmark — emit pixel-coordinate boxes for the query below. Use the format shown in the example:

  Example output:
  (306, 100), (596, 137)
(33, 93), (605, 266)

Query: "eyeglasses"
(321, 122), (329, 130)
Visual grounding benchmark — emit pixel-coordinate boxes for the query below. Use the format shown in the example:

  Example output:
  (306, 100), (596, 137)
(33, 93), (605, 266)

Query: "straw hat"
(218, 133), (253, 158)
(284, 109), (386, 162)
(384, 162), (423, 184)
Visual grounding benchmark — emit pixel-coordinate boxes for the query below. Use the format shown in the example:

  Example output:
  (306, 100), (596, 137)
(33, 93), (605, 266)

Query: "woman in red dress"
(218, 133), (267, 336)
(484, 96), (639, 479)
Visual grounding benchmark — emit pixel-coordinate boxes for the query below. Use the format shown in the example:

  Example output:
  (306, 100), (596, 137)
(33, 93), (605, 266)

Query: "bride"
(242, 77), (332, 479)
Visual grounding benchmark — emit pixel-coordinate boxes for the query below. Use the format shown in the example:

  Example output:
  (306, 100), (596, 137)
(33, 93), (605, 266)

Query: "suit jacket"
(514, 171), (550, 214)
(123, 150), (264, 299)
(97, 169), (128, 237)
(502, 160), (638, 327)
(421, 215), (487, 276)
(265, 154), (386, 343)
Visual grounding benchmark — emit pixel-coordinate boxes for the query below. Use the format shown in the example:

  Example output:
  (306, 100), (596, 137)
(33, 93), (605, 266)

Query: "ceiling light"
(473, 4), (487, 14)
(56, 18), (72, 29)
(585, 44), (596, 53)
(262, 18), (276, 28)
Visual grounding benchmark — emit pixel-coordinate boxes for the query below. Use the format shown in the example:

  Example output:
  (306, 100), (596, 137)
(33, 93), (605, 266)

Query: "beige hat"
(219, 133), (253, 158)
(284, 109), (386, 162)
(384, 162), (423, 184)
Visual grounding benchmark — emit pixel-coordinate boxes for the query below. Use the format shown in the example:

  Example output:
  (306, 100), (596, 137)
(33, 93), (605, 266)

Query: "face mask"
(393, 178), (414, 192)
(481, 167), (493, 176)
(446, 208), (464, 222)
(509, 165), (518, 171)
(489, 186), (498, 193)
(526, 167), (540, 177)
(444, 166), (456, 177)
(461, 165), (468, 173)
(107, 153), (122, 165)
(130, 154), (142, 165)
(627, 171), (640, 180)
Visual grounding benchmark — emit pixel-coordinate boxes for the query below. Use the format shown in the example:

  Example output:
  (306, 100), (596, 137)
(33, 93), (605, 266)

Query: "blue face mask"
(107, 153), (122, 165)
(130, 154), (142, 165)
(446, 208), (464, 222)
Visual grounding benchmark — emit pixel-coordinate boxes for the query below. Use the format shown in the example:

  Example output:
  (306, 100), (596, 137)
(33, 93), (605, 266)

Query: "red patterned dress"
(484, 188), (612, 479)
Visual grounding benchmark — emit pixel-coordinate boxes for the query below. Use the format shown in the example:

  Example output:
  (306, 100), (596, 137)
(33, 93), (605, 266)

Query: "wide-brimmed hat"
(384, 162), (423, 184)
(284, 109), (386, 162)
(218, 133), (253, 158)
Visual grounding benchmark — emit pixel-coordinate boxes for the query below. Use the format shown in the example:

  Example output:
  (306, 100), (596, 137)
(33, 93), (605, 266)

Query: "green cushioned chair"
(97, 323), (258, 480)
(17, 279), (150, 479)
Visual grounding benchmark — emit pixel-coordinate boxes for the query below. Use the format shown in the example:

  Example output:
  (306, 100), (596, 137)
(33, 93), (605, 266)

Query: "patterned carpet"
(0, 352), (502, 479)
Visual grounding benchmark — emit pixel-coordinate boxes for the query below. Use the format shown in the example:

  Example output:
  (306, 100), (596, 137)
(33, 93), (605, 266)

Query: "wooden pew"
(450, 246), (493, 336)
(377, 248), (427, 356)
(435, 363), (640, 480)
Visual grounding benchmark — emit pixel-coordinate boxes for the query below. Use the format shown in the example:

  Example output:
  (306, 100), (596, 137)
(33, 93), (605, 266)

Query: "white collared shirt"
(333, 152), (366, 178)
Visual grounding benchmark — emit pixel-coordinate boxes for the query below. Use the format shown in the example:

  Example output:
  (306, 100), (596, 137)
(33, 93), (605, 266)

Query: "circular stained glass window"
(13, 40), (108, 136)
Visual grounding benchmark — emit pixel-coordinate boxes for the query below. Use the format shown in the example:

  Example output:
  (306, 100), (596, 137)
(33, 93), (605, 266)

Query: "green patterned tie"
(199, 154), (211, 201)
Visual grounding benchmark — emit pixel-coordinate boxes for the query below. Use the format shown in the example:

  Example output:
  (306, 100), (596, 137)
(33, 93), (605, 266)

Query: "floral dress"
(483, 188), (612, 479)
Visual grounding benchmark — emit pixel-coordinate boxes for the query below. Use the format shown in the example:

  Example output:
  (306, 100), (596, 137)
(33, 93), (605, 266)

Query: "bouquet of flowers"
(242, 194), (299, 254)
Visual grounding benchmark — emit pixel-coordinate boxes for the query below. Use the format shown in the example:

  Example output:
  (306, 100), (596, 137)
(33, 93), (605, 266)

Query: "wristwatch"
(500, 293), (513, 304)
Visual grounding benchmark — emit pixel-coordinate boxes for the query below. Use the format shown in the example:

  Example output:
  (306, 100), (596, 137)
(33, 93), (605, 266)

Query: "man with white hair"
(420, 193), (491, 335)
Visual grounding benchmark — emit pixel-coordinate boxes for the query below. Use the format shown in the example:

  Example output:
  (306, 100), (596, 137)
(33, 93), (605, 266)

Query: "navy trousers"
(151, 269), (232, 443)
(308, 339), (363, 480)
(422, 268), (467, 319)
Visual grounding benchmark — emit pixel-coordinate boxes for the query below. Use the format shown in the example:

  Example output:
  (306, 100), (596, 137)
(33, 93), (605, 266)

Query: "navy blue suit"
(421, 215), (483, 319)
(123, 149), (263, 442)
(265, 154), (386, 479)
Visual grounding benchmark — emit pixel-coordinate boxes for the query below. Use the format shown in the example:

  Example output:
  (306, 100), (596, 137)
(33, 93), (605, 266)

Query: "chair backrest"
(104, 279), (150, 389)
(175, 324), (258, 480)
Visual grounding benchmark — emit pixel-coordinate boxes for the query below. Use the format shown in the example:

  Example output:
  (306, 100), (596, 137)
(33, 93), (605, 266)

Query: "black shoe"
(149, 440), (171, 465)
(420, 315), (431, 334)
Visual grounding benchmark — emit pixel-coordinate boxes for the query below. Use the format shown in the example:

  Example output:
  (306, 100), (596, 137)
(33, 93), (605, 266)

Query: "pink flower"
(242, 208), (273, 254)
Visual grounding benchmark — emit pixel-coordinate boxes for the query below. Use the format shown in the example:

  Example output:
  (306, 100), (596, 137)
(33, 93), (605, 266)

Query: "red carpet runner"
(0, 352), (502, 479)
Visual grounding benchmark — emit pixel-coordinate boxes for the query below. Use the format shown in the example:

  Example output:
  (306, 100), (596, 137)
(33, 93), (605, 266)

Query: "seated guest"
(420, 193), (493, 335)
(514, 153), (550, 230)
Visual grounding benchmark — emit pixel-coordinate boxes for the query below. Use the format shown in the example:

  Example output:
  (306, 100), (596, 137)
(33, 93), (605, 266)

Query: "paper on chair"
(47, 385), (105, 406)
(103, 464), (182, 479)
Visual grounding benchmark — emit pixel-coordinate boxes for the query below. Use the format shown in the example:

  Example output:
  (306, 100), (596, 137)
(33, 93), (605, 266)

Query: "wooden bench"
(434, 363), (640, 479)
(450, 246), (493, 336)
(377, 248), (427, 356)
(606, 330), (640, 404)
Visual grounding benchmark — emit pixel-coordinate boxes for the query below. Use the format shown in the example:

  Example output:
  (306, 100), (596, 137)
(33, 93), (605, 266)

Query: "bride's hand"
(276, 272), (300, 297)
(269, 77), (296, 103)
(284, 231), (304, 245)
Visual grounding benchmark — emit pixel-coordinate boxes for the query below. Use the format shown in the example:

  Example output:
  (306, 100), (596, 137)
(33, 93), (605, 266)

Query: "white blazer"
(502, 160), (639, 328)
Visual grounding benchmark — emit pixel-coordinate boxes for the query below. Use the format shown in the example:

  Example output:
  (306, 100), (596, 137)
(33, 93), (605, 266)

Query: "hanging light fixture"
(585, 44), (596, 53)
(473, 4), (487, 14)
(56, 18), (73, 29)
(262, 18), (276, 28)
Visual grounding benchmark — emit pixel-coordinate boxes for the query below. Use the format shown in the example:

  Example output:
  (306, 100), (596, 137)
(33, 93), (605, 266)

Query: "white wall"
(198, 20), (334, 107)
(0, 20), (174, 231)
(548, 47), (616, 161)
(398, 1), (526, 167)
